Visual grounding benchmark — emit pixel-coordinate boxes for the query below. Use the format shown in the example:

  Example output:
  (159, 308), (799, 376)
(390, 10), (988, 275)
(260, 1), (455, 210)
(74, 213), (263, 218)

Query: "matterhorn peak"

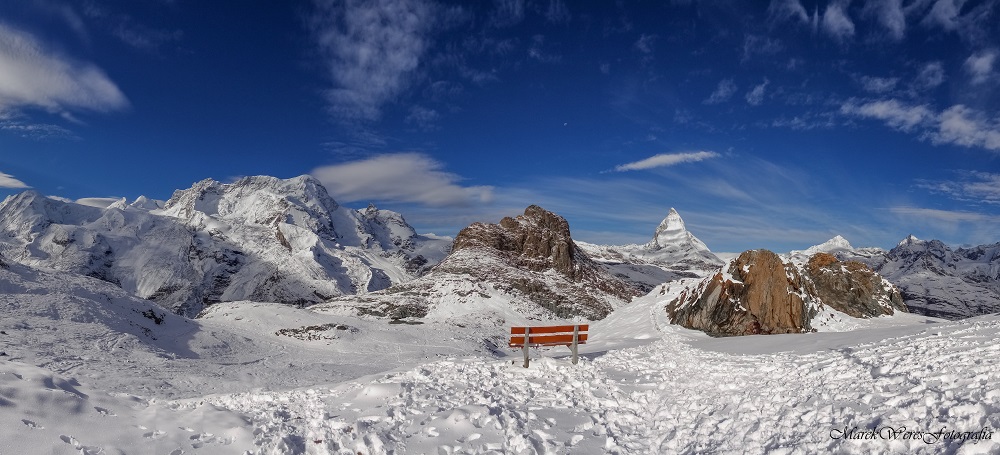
(645, 208), (690, 250)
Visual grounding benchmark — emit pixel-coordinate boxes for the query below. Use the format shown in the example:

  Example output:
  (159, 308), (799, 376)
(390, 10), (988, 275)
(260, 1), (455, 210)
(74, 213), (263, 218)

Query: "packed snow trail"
(204, 315), (1000, 454)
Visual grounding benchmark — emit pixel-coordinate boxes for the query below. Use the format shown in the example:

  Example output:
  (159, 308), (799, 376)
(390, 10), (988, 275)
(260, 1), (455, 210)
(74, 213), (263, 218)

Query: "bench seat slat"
(510, 324), (588, 335)
(509, 333), (588, 347)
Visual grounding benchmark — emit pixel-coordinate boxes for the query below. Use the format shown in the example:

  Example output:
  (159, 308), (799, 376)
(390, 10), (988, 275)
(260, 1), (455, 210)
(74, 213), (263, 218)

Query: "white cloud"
(310, 0), (436, 122)
(0, 22), (128, 115)
(613, 151), (720, 172)
(841, 99), (1000, 152)
(858, 75), (899, 93)
(767, 0), (810, 24)
(745, 79), (769, 106)
(822, 0), (855, 40)
(76, 197), (122, 208)
(0, 119), (78, 140)
(933, 105), (1000, 151)
(311, 153), (494, 207)
(964, 49), (997, 84)
(865, 0), (906, 40)
(405, 105), (440, 130)
(840, 98), (933, 132)
(916, 171), (1000, 204)
(704, 79), (736, 104)
(914, 61), (945, 89)
(0, 171), (29, 189)
(889, 206), (999, 223)
(921, 0), (962, 31)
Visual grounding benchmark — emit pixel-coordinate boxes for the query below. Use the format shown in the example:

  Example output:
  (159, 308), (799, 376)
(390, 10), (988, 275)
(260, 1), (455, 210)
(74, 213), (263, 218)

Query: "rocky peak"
(453, 204), (585, 279)
(667, 250), (905, 336)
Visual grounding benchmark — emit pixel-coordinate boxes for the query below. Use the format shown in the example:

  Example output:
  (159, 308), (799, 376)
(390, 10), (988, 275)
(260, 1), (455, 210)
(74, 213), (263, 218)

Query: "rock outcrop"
(666, 249), (905, 336)
(318, 205), (643, 322)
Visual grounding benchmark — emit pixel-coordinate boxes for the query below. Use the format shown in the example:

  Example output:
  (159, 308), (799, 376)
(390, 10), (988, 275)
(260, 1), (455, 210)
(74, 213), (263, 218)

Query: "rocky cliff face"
(666, 249), (905, 336)
(318, 205), (642, 323)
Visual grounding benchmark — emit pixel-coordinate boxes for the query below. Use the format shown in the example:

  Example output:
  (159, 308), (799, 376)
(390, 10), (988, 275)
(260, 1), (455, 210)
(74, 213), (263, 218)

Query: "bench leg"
(571, 325), (579, 365)
(523, 327), (530, 368)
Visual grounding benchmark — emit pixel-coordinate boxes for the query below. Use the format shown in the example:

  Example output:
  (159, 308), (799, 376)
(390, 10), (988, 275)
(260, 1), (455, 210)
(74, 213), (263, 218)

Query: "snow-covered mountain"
(0, 176), (450, 317)
(793, 235), (1000, 319)
(315, 205), (643, 324)
(577, 208), (723, 290)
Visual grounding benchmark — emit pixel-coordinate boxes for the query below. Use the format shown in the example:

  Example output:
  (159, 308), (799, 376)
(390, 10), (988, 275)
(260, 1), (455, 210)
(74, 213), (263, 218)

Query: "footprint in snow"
(21, 419), (43, 429)
(143, 430), (167, 439)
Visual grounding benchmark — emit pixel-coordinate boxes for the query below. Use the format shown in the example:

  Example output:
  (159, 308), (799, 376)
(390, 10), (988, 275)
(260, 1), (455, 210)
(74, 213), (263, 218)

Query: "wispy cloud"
(742, 35), (783, 62)
(704, 79), (736, 104)
(0, 171), (29, 189)
(767, 0), (809, 25)
(858, 75), (899, 93)
(964, 49), (997, 84)
(841, 99), (1000, 152)
(745, 78), (769, 105)
(933, 105), (1000, 151)
(913, 61), (945, 90)
(0, 22), (128, 116)
(821, 0), (855, 40)
(544, 0), (570, 23)
(489, 0), (525, 28)
(404, 105), (440, 131)
(889, 206), (1000, 223)
(311, 153), (494, 207)
(0, 119), (79, 140)
(613, 151), (719, 172)
(840, 98), (932, 132)
(916, 171), (1000, 204)
(82, 3), (182, 52)
(864, 0), (906, 40)
(310, 0), (437, 123)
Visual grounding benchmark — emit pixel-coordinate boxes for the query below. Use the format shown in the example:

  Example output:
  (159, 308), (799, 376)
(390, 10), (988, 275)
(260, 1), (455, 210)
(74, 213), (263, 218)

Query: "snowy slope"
(0, 176), (450, 316)
(578, 208), (723, 290)
(1, 257), (997, 454)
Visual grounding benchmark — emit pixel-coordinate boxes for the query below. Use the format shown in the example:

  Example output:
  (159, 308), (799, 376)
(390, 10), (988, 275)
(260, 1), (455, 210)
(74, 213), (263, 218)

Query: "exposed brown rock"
(667, 250), (906, 336)
(445, 205), (642, 319)
(805, 253), (906, 318)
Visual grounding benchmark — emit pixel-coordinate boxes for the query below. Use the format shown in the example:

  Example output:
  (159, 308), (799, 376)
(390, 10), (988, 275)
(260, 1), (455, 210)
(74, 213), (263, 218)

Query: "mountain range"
(1, 175), (997, 324)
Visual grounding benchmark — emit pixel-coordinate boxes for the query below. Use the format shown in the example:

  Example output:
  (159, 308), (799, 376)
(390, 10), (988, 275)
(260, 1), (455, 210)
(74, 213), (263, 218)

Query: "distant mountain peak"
(898, 234), (922, 247)
(646, 208), (692, 250)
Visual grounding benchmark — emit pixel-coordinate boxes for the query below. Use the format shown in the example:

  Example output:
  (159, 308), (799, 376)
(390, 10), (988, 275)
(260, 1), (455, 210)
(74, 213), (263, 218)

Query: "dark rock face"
(667, 250), (906, 336)
(443, 205), (642, 319)
(806, 253), (905, 318)
(454, 205), (585, 279)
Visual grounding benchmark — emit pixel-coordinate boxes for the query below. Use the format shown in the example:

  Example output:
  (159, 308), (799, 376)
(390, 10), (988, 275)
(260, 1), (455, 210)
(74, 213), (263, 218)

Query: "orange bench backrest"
(509, 324), (588, 347)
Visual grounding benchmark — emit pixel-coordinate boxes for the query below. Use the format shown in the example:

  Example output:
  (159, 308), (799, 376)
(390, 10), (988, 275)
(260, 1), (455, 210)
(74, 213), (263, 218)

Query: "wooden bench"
(509, 324), (588, 368)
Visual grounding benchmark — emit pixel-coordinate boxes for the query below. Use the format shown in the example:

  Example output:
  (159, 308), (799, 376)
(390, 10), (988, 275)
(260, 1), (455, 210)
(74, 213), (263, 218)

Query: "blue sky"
(1, 0), (998, 253)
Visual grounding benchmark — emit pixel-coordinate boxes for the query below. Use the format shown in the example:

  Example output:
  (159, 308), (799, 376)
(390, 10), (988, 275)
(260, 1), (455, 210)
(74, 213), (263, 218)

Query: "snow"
(3, 260), (997, 454)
